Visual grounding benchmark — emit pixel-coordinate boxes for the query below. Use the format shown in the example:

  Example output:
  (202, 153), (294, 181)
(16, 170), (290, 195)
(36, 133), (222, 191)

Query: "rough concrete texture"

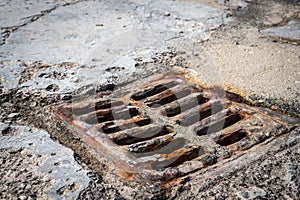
(0, 124), (90, 199)
(172, 131), (300, 199)
(0, 0), (299, 199)
(182, 0), (300, 106)
(0, 0), (225, 93)
(0, 0), (225, 64)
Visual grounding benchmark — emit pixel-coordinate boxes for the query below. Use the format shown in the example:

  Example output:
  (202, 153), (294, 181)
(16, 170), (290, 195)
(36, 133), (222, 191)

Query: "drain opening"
(178, 107), (212, 126)
(162, 93), (208, 117)
(95, 100), (124, 110)
(196, 113), (242, 136)
(128, 134), (174, 153)
(101, 122), (120, 133)
(101, 117), (152, 134)
(131, 81), (178, 101)
(145, 86), (193, 107)
(72, 100), (124, 116)
(83, 106), (140, 124)
(131, 137), (185, 156)
(216, 130), (249, 146)
(151, 146), (200, 170)
(178, 100), (225, 127)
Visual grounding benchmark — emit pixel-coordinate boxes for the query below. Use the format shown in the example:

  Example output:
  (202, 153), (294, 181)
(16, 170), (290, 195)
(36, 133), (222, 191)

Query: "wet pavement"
(0, 0), (299, 199)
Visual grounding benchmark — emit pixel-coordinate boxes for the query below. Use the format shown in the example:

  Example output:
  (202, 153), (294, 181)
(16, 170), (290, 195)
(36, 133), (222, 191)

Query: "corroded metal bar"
(151, 145), (201, 170)
(109, 124), (172, 145)
(72, 100), (124, 116)
(173, 154), (218, 176)
(131, 80), (178, 101)
(161, 93), (207, 117)
(194, 112), (242, 136)
(82, 106), (140, 124)
(216, 129), (250, 146)
(137, 137), (186, 159)
(127, 133), (175, 153)
(98, 116), (152, 134)
(145, 85), (196, 107)
(176, 99), (227, 126)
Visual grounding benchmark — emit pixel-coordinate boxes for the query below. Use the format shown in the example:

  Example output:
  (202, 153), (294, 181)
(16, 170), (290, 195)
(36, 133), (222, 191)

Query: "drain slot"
(196, 113), (242, 136)
(151, 146), (200, 170)
(162, 93), (207, 117)
(101, 117), (152, 134)
(101, 122), (120, 133)
(128, 134), (174, 153)
(131, 81), (177, 101)
(216, 130), (249, 146)
(95, 100), (124, 110)
(178, 100), (225, 126)
(83, 106), (140, 124)
(145, 86), (193, 107)
(72, 100), (124, 116)
(132, 137), (185, 157)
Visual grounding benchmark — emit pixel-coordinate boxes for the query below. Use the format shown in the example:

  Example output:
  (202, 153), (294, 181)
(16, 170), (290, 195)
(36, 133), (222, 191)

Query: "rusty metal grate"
(54, 74), (299, 190)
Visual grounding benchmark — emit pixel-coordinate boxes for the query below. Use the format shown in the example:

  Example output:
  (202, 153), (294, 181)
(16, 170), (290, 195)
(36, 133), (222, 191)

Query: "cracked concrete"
(0, 0), (225, 64)
(0, 0), (299, 199)
(0, 0), (59, 46)
(0, 0), (86, 46)
(0, 0), (57, 28)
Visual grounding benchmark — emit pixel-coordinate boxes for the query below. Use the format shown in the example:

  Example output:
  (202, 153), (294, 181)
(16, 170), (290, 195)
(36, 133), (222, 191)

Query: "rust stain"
(52, 74), (299, 192)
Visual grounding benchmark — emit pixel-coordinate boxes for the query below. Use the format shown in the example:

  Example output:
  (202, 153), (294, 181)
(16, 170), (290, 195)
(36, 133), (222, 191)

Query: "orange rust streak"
(131, 116), (142, 123)
(56, 106), (74, 122)
(130, 99), (141, 107)
(146, 90), (174, 102)
(118, 170), (136, 181)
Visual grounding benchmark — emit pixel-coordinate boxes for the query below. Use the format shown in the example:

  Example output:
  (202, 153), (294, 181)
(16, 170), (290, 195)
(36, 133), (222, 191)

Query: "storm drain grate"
(54, 74), (299, 190)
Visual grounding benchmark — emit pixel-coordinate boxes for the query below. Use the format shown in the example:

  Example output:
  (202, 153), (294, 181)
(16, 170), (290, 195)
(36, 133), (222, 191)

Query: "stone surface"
(0, 62), (24, 89)
(0, 0), (226, 95)
(0, 0), (225, 65)
(218, 0), (249, 8)
(0, 124), (90, 199)
(261, 19), (300, 44)
(0, 0), (58, 28)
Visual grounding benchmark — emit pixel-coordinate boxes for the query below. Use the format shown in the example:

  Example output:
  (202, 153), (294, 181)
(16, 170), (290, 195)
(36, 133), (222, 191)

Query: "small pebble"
(7, 113), (20, 118)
